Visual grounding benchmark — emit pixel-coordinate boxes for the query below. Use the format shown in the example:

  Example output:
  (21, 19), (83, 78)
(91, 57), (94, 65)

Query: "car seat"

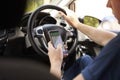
(0, 0), (57, 80)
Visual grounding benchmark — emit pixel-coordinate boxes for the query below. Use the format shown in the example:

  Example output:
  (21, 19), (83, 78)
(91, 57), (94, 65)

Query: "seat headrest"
(0, 0), (27, 29)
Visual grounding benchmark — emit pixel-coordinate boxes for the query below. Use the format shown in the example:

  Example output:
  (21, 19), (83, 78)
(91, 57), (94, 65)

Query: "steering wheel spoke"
(34, 26), (44, 37)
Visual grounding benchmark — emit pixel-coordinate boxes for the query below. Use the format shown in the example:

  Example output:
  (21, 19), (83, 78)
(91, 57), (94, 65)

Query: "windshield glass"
(25, 0), (60, 13)
(25, 0), (44, 13)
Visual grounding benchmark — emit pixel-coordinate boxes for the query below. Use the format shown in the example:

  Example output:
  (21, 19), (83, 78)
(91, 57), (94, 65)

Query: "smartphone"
(48, 30), (68, 54)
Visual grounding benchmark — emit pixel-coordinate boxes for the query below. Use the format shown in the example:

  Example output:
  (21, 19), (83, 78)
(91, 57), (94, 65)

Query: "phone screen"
(49, 30), (67, 54)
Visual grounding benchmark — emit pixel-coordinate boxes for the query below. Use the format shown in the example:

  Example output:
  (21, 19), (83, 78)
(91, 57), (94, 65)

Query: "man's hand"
(48, 41), (63, 78)
(59, 9), (80, 29)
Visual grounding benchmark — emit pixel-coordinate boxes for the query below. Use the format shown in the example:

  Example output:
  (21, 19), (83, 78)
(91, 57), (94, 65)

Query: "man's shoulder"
(81, 33), (120, 80)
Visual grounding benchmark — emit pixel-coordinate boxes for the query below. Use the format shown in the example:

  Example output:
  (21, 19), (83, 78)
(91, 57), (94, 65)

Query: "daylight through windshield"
(25, 0), (61, 13)
(25, 0), (44, 12)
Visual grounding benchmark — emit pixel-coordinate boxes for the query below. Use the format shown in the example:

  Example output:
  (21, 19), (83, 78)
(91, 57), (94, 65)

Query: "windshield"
(25, 0), (61, 13)
(25, 0), (44, 13)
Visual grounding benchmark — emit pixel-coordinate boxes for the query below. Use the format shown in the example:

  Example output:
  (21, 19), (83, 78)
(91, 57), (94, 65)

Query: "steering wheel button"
(38, 29), (43, 34)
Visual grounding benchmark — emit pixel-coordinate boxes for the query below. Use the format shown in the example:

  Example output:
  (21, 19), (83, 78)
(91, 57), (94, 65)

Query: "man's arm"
(48, 42), (63, 79)
(73, 74), (84, 80)
(59, 11), (117, 46)
(76, 22), (117, 46)
(50, 63), (62, 79)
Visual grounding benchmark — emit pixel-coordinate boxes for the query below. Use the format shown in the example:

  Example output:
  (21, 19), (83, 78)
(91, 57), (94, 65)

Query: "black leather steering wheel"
(27, 4), (78, 56)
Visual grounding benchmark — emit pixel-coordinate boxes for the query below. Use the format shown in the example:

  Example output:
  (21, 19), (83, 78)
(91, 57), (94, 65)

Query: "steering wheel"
(27, 5), (78, 56)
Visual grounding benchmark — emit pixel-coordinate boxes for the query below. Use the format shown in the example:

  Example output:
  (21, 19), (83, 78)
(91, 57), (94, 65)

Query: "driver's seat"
(0, 0), (57, 80)
(0, 57), (57, 80)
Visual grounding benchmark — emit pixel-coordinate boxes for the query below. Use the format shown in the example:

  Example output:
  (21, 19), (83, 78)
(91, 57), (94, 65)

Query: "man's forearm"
(76, 23), (117, 46)
(73, 73), (84, 80)
(50, 65), (62, 79)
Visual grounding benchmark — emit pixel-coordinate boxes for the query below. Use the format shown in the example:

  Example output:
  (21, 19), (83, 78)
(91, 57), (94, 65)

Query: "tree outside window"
(25, 0), (44, 13)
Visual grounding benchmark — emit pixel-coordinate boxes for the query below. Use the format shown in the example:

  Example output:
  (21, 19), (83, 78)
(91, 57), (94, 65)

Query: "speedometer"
(39, 16), (56, 25)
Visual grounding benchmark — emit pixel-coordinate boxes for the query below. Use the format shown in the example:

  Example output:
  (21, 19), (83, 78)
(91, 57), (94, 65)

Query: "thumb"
(57, 43), (62, 50)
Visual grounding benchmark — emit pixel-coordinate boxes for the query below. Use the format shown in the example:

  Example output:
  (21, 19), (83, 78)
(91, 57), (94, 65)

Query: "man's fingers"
(48, 41), (54, 50)
(48, 41), (52, 47)
(59, 11), (66, 18)
(64, 53), (69, 58)
(57, 43), (62, 50)
(59, 11), (65, 16)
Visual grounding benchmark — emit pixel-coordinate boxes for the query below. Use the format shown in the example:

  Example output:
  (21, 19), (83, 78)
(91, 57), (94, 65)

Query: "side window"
(73, 0), (113, 19)
(68, 0), (114, 28)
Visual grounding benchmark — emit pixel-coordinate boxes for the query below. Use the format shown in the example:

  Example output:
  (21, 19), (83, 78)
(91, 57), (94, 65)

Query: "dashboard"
(19, 11), (89, 42)
(19, 12), (67, 33)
